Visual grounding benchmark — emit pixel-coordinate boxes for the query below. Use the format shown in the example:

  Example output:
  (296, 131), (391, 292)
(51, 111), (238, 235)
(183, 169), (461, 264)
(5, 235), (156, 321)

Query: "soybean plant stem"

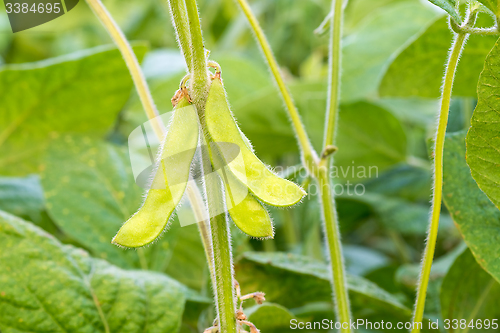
(183, 1), (238, 332)
(184, 0), (209, 106)
(323, 0), (343, 148)
(235, 0), (318, 172)
(85, 0), (214, 278)
(320, 0), (352, 331)
(318, 0), (352, 329)
(167, 0), (193, 72)
(236, 0), (352, 328)
(411, 31), (468, 332)
(318, 169), (351, 331)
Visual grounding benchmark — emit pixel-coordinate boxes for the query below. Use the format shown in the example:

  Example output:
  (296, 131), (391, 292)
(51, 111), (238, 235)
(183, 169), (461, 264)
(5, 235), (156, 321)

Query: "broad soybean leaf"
(441, 248), (500, 329)
(341, 1), (440, 102)
(235, 252), (412, 321)
(427, 0), (461, 22)
(41, 134), (165, 269)
(0, 44), (147, 175)
(466, 38), (500, 210)
(380, 17), (497, 97)
(245, 303), (298, 333)
(0, 210), (186, 333)
(443, 131), (500, 283)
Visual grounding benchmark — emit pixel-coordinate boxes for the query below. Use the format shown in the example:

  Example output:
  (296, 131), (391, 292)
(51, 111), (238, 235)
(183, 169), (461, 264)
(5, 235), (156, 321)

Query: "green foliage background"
(1, 0), (500, 332)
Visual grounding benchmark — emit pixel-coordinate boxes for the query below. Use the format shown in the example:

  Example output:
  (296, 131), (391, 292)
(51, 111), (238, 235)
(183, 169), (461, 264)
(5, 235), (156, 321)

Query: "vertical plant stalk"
(85, 0), (214, 275)
(411, 31), (468, 332)
(184, 0), (209, 106)
(183, 1), (237, 332)
(319, 0), (352, 330)
(235, 0), (352, 329)
(167, 0), (193, 72)
(323, 0), (343, 149)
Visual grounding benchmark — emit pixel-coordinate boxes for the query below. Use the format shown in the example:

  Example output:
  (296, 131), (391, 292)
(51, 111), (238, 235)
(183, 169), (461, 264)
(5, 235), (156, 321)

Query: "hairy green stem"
(234, 0), (318, 173)
(200, 140), (237, 333)
(411, 31), (468, 333)
(184, 0), (209, 106)
(167, 0), (193, 72)
(318, 169), (351, 331)
(209, 213), (236, 332)
(323, 0), (343, 149)
(321, 1), (352, 330)
(183, 1), (237, 331)
(85, 0), (214, 277)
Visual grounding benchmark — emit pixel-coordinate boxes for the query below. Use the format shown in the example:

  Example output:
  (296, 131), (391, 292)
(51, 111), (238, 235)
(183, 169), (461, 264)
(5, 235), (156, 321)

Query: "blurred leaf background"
(1, 0), (500, 332)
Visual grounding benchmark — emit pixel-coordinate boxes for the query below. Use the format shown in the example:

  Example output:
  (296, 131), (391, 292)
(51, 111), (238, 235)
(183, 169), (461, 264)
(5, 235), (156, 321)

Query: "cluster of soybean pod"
(113, 68), (305, 246)
(114, 64), (305, 332)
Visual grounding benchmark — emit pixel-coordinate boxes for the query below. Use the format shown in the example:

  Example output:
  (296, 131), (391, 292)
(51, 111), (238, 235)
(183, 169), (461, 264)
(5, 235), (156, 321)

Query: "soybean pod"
(113, 96), (199, 247)
(205, 77), (306, 207)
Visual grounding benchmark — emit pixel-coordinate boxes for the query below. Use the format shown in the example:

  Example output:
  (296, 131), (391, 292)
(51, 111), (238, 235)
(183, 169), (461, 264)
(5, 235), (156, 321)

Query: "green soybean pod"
(221, 168), (273, 238)
(113, 96), (199, 247)
(205, 78), (306, 207)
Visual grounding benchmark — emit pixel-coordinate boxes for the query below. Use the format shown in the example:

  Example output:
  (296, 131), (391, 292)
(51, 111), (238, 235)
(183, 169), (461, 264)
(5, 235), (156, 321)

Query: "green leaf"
(245, 303), (298, 333)
(0, 44), (147, 175)
(235, 252), (413, 321)
(341, 1), (440, 102)
(427, 0), (461, 22)
(441, 248), (500, 329)
(466, 37), (500, 210)
(443, 131), (500, 283)
(380, 17), (497, 97)
(40, 134), (167, 269)
(0, 210), (186, 333)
